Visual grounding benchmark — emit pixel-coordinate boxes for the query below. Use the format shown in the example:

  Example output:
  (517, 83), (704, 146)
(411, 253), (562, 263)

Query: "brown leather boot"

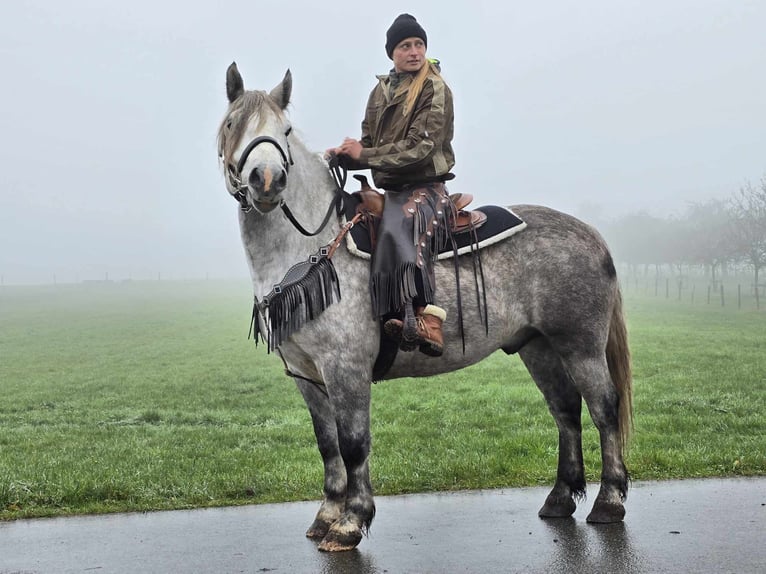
(383, 305), (446, 357)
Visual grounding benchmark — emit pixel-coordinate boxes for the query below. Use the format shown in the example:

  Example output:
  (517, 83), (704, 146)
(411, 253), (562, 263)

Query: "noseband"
(227, 133), (294, 212)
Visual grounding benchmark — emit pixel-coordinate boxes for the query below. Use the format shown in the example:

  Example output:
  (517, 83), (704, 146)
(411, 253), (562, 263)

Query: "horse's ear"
(226, 62), (244, 103)
(269, 69), (292, 110)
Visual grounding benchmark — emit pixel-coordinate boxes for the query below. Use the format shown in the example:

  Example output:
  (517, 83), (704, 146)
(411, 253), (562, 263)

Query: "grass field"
(0, 279), (764, 520)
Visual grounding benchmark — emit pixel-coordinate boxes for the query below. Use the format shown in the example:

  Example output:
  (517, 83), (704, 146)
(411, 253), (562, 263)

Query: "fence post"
(691, 284), (695, 303)
(707, 285), (711, 304)
(738, 284), (741, 310)
(720, 284), (725, 307)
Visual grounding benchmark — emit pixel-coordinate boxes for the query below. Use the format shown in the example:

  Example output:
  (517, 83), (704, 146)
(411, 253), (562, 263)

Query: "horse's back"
(509, 204), (613, 255)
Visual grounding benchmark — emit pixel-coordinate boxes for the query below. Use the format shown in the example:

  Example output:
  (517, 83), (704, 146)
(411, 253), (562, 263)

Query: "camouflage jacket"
(345, 70), (455, 190)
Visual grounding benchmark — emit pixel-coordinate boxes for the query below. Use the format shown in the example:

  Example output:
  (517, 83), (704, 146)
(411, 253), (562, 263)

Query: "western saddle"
(352, 175), (487, 234)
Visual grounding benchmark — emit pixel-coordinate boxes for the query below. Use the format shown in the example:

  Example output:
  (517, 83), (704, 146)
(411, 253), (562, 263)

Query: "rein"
(279, 163), (347, 237)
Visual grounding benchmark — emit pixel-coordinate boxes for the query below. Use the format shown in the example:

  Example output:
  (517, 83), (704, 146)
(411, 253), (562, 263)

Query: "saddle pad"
(342, 192), (527, 260)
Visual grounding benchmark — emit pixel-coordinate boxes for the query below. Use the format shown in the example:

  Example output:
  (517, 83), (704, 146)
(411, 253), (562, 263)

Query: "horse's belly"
(382, 341), (500, 380)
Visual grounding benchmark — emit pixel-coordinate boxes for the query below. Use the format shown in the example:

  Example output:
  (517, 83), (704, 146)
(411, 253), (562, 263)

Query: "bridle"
(226, 130), (347, 238)
(226, 130), (293, 212)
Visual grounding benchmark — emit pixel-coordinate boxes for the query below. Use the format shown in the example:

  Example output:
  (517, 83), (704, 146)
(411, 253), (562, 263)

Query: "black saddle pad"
(342, 192), (526, 260)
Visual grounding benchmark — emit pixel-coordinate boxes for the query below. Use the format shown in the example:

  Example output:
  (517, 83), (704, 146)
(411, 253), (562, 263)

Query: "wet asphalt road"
(1, 477), (764, 573)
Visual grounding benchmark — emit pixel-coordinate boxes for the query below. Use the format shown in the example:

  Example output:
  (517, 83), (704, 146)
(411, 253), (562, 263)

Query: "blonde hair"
(397, 60), (443, 116)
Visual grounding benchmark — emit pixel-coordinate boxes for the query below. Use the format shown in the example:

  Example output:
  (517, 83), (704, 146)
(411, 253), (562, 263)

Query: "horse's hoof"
(317, 519), (363, 552)
(305, 518), (333, 540)
(538, 495), (577, 518)
(586, 501), (625, 523)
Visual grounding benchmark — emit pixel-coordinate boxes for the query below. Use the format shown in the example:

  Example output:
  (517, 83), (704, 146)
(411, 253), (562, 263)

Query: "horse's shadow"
(542, 518), (644, 574)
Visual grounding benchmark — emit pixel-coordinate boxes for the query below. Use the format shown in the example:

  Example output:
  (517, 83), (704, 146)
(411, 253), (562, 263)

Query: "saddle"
(352, 175), (487, 236)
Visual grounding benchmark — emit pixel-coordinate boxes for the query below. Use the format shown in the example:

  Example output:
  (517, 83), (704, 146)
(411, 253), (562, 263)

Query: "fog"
(1, 1), (764, 284)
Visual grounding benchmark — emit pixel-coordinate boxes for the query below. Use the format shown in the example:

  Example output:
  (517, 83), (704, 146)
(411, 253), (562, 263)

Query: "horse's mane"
(217, 90), (286, 167)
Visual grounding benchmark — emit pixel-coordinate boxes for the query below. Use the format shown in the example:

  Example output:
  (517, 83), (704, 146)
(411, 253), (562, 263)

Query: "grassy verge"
(0, 280), (763, 519)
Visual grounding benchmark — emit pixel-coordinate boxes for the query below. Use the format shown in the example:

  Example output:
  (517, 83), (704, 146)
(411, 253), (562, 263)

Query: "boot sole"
(419, 342), (443, 357)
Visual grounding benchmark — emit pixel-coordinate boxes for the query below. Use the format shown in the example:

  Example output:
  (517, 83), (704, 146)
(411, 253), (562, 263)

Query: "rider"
(327, 13), (455, 357)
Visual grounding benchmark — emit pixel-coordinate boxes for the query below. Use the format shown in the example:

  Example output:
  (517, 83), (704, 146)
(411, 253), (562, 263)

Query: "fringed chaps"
(369, 183), (454, 318)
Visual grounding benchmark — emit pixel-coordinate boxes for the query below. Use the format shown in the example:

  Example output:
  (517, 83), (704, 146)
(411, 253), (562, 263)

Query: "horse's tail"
(606, 286), (633, 450)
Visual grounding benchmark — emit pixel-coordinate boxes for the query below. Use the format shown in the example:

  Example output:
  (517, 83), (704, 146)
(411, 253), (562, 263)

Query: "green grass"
(0, 280), (764, 520)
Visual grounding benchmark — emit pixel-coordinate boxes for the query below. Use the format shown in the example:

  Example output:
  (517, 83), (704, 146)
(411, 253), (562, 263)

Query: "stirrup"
(401, 300), (418, 345)
(382, 302), (418, 351)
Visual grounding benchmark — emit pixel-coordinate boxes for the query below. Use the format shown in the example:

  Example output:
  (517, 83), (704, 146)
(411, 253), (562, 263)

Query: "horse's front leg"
(294, 377), (347, 540)
(317, 369), (374, 552)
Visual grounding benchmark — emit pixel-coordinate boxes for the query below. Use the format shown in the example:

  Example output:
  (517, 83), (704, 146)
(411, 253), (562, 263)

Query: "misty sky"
(0, 1), (764, 284)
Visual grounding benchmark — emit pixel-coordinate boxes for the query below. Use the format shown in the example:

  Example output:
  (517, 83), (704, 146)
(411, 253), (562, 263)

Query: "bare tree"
(682, 199), (738, 288)
(730, 177), (766, 309)
(602, 211), (671, 276)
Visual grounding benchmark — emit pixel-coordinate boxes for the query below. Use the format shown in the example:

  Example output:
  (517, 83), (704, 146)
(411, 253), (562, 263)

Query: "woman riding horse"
(328, 13), (455, 357)
(219, 52), (632, 553)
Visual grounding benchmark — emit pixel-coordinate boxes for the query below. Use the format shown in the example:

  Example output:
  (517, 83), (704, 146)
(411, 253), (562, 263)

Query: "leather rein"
(228, 134), (346, 238)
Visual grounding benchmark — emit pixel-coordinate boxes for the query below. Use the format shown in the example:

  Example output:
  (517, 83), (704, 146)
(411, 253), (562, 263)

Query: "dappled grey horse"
(217, 63), (633, 552)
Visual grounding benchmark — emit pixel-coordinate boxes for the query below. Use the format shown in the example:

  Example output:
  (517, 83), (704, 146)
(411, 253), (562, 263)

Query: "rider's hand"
(339, 138), (363, 160)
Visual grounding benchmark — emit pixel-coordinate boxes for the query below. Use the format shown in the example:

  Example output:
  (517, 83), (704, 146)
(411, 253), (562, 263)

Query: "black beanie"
(385, 14), (427, 59)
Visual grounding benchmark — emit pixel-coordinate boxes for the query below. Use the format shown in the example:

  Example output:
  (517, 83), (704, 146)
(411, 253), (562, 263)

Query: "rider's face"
(392, 37), (426, 73)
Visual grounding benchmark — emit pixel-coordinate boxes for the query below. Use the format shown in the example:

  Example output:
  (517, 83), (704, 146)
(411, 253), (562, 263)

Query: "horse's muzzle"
(248, 165), (287, 197)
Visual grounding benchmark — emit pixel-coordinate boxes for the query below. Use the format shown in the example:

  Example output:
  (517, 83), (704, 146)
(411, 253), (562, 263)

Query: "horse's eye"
(285, 126), (292, 137)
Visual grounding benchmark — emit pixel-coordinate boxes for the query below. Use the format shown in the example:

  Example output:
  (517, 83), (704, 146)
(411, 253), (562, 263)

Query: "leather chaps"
(369, 182), (454, 318)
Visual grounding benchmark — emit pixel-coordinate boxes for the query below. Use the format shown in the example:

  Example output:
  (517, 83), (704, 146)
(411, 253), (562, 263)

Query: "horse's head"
(217, 62), (293, 214)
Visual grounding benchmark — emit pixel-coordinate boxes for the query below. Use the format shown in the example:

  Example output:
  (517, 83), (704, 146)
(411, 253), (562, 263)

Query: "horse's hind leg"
(519, 338), (586, 518)
(295, 378), (347, 539)
(555, 349), (628, 523)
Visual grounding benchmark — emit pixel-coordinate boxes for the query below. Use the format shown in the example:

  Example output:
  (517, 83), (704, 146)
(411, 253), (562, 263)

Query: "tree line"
(598, 177), (766, 298)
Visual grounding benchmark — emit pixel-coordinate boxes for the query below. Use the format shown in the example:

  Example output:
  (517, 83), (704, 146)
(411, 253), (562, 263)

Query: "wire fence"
(621, 273), (764, 311)
(0, 271), (249, 287)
